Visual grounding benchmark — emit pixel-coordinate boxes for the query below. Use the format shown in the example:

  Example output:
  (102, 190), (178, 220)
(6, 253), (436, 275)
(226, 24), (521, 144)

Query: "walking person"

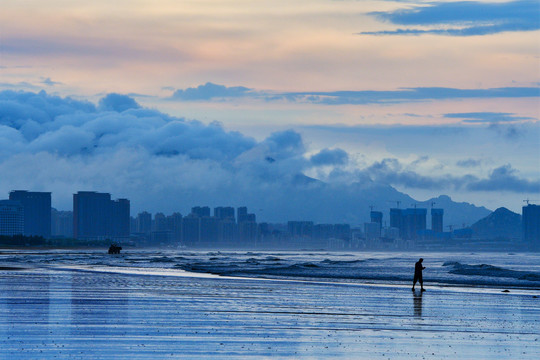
(412, 258), (425, 291)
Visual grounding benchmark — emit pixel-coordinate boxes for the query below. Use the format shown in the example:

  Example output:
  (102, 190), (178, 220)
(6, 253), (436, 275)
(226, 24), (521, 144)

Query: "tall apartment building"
(167, 213), (183, 243)
(9, 190), (51, 238)
(182, 214), (200, 246)
(0, 200), (24, 236)
(523, 204), (540, 247)
(111, 199), (130, 238)
(370, 211), (383, 233)
(136, 211), (152, 234)
(390, 208), (403, 237)
(214, 206), (235, 221)
(402, 208), (427, 240)
(431, 208), (444, 233)
(191, 206), (210, 218)
(73, 191), (129, 241)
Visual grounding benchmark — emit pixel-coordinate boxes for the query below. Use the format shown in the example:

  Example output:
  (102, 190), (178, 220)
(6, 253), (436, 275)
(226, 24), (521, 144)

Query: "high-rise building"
(73, 191), (130, 241)
(237, 207), (248, 223)
(370, 211), (383, 233)
(167, 213), (183, 243)
(237, 207), (257, 245)
(287, 221), (314, 238)
(136, 211), (152, 234)
(111, 199), (130, 238)
(313, 224), (334, 240)
(364, 222), (381, 240)
(218, 219), (237, 245)
(200, 216), (219, 246)
(0, 200), (24, 236)
(370, 211), (382, 226)
(333, 224), (351, 240)
(192, 206), (210, 218)
(431, 208), (444, 233)
(523, 204), (540, 247)
(401, 208), (427, 240)
(9, 191), (51, 238)
(153, 212), (168, 232)
(390, 208), (403, 237)
(74, 192), (111, 240)
(182, 214), (200, 246)
(214, 207), (235, 221)
(238, 220), (258, 245)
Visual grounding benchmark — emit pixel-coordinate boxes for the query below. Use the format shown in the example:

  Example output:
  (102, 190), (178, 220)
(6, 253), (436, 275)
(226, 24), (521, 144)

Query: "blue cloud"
(98, 93), (140, 112)
(171, 82), (252, 101)
(362, 159), (539, 193)
(444, 112), (535, 123)
(310, 148), (349, 166)
(41, 78), (62, 86)
(361, 0), (540, 36)
(0, 90), (96, 128)
(168, 83), (540, 105)
(283, 86), (540, 105)
(456, 158), (482, 168)
(264, 130), (305, 159)
(467, 165), (540, 192)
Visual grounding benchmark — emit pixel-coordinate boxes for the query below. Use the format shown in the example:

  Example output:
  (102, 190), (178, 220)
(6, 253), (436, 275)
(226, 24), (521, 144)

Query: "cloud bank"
(361, 0), (540, 36)
(0, 90), (537, 224)
(444, 112), (534, 123)
(361, 158), (540, 193)
(171, 82), (253, 101)
(169, 83), (540, 105)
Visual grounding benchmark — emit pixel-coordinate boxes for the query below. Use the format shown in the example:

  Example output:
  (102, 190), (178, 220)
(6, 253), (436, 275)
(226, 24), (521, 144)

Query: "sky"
(0, 0), (539, 219)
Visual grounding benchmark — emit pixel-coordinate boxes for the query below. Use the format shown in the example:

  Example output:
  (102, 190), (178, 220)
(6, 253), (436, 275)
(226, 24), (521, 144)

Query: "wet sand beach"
(1, 266), (538, 359)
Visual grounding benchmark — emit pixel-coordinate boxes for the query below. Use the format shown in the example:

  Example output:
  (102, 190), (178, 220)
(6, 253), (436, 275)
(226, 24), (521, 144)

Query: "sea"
(1, 249), (539, 290)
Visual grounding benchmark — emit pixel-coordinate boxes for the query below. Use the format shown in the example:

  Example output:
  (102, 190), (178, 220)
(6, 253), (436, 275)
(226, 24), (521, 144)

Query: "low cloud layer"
(362, 159), (540, 193)
(171, 82), (253, 101)
(361, 0), (540, 36)
(0, 90), (537, 223)
(310, 148), (349, 166)
(169, 83), (540, 105)
(444, 112), (534, 123)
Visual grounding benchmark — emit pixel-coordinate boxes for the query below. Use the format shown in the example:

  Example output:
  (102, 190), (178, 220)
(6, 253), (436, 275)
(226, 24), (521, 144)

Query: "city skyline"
(1, 188), (535, 250)
(3, 186), (493, 227)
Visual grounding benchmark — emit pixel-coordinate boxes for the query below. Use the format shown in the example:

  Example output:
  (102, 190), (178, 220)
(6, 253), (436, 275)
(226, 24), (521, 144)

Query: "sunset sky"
(0, 0), (539, 216)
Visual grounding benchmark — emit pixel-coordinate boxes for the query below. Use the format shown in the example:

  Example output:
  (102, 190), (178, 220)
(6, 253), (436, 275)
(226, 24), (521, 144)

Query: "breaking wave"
(443, 261), (540, 282)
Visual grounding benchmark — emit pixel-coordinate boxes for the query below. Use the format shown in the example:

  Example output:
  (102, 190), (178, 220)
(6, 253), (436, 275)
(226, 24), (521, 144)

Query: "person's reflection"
(413, 291), (423, 318)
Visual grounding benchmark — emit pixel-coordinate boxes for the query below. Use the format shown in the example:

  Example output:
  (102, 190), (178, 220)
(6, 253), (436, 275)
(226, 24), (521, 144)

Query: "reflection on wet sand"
(413, 292), (423, 318)
(1, 268), (539, 359)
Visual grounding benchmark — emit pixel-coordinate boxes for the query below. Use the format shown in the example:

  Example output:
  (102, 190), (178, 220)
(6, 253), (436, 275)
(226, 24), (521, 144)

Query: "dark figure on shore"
(412, 258), (425, 291)
(108, 244), (122, 254)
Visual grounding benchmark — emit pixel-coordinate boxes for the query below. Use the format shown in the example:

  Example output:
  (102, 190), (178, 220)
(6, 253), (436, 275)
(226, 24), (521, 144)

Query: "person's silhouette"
(412, 258), (425, 291)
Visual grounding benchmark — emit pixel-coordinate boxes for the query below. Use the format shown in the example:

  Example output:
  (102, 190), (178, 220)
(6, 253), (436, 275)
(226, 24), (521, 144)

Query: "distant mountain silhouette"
(240, 173), (492, 227)
(470, 207), (522, 240)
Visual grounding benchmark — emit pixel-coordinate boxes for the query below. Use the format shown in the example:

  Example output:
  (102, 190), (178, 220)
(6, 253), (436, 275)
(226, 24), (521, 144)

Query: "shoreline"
(20, 263), (540, 297)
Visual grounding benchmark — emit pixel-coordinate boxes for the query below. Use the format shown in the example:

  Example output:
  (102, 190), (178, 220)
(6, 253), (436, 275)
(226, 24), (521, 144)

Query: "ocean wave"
(320, 259), (366, 265)
(149, 256), (176, 263)
(444, 262), (540, 282)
